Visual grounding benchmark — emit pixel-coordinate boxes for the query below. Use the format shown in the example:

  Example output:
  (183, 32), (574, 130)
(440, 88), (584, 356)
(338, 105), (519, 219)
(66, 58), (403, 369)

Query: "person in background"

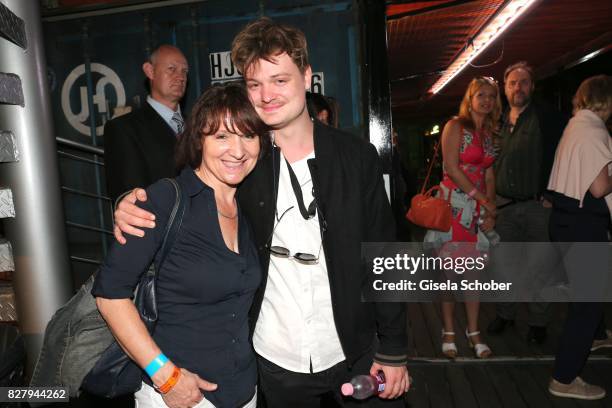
(487, 61), (565, 344)
(425, 77), (500, 359)
(391, 128), (412, 241)
(546, 75), (612, 401)
(306, 91), (336, 127)
(104, 45), (188, 203)
(94, 83), (269, 408)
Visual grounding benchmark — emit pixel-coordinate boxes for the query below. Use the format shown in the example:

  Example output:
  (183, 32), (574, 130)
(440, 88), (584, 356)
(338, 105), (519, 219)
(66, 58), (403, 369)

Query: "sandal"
(441, 330), (457, 359)
(465, 329), (492, 358)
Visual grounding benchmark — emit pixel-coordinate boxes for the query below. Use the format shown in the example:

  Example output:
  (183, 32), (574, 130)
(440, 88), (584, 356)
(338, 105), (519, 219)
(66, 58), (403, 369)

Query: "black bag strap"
(285, 158), (316, 220)
(154, 178), (186, 273)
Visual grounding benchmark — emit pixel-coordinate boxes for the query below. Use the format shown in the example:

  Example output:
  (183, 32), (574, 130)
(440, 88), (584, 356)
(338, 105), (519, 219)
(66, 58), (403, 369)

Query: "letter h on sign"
(210, 53), (223, 80)
(209, 51), (242, 83)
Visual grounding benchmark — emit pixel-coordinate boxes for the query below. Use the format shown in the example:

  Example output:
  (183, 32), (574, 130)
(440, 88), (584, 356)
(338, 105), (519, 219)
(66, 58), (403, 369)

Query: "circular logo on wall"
(61, 63), (126, 137)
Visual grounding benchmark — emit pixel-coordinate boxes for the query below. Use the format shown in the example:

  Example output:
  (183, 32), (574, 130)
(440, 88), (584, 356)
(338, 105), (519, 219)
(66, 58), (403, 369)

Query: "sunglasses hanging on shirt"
(269, 206), (322, 264)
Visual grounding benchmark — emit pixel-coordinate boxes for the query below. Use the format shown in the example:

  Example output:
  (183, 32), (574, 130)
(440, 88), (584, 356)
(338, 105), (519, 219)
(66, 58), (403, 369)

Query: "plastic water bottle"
(484, 228), (501, 246)
(478, 208), (500, 247)
(341, 371), (385, 400)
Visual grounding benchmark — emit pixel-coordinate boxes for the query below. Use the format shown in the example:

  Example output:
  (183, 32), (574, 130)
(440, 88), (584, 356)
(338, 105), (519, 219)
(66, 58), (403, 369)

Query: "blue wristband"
(145, 353), (169, 378)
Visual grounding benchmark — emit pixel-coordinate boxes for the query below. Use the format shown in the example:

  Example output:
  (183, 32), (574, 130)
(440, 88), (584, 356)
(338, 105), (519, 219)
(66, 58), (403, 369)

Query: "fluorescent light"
(429, 0), (540, 95)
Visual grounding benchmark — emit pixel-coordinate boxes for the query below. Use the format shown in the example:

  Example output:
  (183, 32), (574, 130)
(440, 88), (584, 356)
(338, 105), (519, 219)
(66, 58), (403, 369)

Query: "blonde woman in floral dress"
(429, 77), (501, 359)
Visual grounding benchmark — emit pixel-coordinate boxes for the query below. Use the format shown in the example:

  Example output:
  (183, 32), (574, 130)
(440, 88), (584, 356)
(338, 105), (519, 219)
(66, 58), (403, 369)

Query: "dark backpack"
(30, 178), (186, 398)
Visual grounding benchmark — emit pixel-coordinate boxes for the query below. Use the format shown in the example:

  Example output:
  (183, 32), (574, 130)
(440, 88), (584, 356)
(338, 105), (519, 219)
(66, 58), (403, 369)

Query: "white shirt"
(253, 150), (346, 373)
(147, 96), (183, 134)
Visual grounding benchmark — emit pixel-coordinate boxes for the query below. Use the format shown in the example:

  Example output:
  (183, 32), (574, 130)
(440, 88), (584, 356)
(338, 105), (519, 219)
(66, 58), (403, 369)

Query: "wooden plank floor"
(406, 303), (612, 359)
(404, 361), (612, 408)
(402, 302), (612, 408)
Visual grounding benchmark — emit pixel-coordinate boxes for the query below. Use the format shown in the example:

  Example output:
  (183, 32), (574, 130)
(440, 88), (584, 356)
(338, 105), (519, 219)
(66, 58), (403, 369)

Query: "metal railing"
(56, 137), (111, 266)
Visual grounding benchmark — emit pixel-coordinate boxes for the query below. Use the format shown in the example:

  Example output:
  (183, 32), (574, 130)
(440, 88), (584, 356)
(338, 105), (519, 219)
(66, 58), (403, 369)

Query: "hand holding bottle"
(341, 372), (386, 400)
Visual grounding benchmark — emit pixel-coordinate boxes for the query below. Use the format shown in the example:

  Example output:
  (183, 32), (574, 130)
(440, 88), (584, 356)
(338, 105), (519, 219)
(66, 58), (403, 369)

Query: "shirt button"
(231, 313), (236, 318)
(259, 201), (265, 207)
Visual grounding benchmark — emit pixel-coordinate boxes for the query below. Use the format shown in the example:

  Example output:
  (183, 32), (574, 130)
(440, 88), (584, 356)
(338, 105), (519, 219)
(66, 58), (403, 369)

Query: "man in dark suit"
(104, 44), (188, 202)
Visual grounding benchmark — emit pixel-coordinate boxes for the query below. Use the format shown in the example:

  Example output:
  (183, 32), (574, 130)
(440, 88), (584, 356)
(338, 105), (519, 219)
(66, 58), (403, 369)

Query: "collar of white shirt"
(147, 96), (182, 132)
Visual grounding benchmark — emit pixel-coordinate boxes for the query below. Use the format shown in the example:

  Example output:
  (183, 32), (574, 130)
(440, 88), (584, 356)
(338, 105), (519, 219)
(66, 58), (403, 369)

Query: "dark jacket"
(238, 122), (408, 367)
(532, 100), (567, 194)
(104, 102), (178, 202)
(498, 100), (566, 197)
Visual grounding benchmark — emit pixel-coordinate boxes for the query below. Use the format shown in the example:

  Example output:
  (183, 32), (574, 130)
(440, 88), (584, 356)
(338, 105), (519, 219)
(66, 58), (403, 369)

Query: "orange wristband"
(156, 365), (181, 394)
(478, 198), (489, 206)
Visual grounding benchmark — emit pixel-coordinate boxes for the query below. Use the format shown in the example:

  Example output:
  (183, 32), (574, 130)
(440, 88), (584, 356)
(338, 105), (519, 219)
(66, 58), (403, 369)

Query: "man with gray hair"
(104, 44), (188, 202)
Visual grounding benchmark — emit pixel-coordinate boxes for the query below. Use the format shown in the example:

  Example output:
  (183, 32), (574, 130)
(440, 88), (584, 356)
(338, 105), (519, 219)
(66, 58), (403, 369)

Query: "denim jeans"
(134, 382), (257, 408)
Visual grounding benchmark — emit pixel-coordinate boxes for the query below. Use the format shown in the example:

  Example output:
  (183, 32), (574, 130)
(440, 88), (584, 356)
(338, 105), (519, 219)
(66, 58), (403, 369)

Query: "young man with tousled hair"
(112, 18), (409, 407)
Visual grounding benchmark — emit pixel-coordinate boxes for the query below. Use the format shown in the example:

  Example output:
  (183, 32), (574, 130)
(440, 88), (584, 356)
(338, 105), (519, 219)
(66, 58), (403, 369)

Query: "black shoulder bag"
(30, 178), (186, 399)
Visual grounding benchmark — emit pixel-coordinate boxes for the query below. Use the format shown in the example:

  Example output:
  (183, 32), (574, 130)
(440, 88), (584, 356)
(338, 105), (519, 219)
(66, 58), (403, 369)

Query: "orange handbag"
(406, 141), (452, 232)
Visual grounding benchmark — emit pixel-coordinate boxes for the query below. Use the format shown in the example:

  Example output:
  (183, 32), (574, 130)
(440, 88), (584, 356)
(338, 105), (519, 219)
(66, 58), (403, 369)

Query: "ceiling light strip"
(429, 0), (540, 94)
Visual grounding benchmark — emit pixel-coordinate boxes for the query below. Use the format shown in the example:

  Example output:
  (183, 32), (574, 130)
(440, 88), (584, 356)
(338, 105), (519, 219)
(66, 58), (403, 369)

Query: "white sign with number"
(308, 72), (324, 95)
(209, 51), (325, 94)
(209, 51), (241, 82)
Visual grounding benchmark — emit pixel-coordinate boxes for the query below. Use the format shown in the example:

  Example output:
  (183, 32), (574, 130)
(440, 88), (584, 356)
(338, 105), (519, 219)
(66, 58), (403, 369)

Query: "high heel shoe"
(441, 329), (457, 359)
(465, 329), (492, 358)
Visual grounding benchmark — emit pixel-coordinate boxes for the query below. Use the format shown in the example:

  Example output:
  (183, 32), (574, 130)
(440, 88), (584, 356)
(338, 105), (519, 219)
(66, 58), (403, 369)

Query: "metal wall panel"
(0, 2), (27, 49)
(0, 130), (20, 162)
(0, 72), (24, 106)
(43, 0), (363, 263)
(0, 187), (15, 218)
(43, 0), (361, 145)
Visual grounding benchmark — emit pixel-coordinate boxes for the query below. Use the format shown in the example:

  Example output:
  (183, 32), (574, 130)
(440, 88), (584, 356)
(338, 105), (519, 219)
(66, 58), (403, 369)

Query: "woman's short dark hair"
(175, 82), (270, 170)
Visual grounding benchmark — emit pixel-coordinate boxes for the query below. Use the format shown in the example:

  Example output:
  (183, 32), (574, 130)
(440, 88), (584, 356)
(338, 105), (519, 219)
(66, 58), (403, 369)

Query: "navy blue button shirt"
(92, 167), (261, 407)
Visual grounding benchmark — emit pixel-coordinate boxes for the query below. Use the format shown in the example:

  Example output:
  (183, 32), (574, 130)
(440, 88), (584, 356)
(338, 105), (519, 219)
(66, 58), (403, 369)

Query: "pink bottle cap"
(341, 383), (354, 396)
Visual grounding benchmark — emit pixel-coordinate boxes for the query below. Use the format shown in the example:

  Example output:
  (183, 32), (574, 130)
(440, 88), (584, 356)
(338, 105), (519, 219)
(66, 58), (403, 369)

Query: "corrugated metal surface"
(0, 130), (20, 163)
(0, 72), (24, 106)
(387, 0), (503, 105)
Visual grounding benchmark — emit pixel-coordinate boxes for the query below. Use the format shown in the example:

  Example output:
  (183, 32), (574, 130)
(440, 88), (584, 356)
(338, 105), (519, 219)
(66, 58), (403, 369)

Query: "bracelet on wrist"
(478, 198), (489, 206)
(156, 365), (181, 394)
(145, 353), (169, 378)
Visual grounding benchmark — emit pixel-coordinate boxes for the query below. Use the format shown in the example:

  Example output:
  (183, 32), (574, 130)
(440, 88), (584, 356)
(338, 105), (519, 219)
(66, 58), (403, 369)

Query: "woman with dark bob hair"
(93, 82), (269, 408)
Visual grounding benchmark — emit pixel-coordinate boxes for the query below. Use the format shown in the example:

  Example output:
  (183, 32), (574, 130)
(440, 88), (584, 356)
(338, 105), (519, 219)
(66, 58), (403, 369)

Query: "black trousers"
(256, 349), (405, 408)
(553, 302), (604, 383)
(549, 191), (610, 384)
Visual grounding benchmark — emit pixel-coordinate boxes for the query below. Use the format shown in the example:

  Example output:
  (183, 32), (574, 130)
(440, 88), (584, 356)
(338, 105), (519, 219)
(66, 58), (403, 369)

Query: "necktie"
(171, 112), (184, 135)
